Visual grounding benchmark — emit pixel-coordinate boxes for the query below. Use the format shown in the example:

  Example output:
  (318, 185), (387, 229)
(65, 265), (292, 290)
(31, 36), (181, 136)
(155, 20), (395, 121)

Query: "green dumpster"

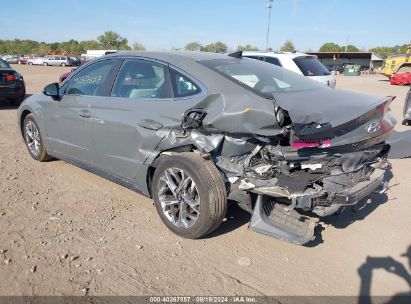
(343, 64), (361, 76)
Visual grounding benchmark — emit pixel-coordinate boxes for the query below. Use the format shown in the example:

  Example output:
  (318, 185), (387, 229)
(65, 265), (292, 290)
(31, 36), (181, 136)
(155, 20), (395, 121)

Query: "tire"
(28, 62), (33, 65)
(61, 63), (66, 67)
(43, 62), (48, 66)
(23, 114), (50, 162)
(18, 60), (21, 64)
(152, 152), (227, 239)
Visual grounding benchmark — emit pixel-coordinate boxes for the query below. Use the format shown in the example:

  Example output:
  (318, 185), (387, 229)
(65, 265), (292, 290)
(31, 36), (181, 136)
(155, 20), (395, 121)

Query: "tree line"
(0, 30), (408, 59)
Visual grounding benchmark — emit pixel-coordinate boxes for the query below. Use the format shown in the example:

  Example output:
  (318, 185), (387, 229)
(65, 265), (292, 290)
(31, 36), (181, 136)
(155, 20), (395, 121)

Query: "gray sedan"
(18, 51), (395, 244)
(404, 86), (411, 125)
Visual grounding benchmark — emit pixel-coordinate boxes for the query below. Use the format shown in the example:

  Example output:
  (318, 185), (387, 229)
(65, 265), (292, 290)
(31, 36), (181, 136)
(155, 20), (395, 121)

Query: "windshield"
(0, 59), (10, 68)
(201, 58), (323, 98)
(293, 56), (330, 76)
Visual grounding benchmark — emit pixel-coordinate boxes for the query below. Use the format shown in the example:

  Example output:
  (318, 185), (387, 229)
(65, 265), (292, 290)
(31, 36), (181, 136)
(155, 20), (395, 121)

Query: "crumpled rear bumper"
(327, 167), (385, 205)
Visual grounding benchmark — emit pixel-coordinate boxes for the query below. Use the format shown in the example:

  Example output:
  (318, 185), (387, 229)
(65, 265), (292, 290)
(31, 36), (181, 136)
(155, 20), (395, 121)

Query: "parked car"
(403, 86), (411, 125)
(242, 51), (336, 88)
(0, 58), (26, 105)
(390, 72), (411, 86)
(326, 65), (344, 74)
(59, 67), (78, 83)
(69, 57), (82, 66)
(18, 51), (395, 244)
(42, 56), (74, 67)
(16, 56), (32, 64)
(27, 57), (47, 65)
(5, 56), (18, 64)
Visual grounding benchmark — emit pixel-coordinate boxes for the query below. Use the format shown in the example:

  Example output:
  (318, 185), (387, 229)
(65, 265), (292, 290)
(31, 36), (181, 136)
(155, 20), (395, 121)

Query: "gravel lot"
(1, 65), (410, 298)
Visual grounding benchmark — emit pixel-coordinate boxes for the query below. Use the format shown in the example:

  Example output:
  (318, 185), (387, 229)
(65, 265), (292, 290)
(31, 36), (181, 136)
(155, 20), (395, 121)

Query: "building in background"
(306, 52), (384, 73)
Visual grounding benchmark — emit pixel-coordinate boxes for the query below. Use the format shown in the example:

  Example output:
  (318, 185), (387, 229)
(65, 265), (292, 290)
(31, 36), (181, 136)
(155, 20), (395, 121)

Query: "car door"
(90, 58), (203, 182)
(44, 58), (121, 165)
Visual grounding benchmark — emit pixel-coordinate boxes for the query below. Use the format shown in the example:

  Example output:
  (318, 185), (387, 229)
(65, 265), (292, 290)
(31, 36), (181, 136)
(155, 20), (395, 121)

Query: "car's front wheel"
(43, 62), (48, 66)
(23, 114), (50, 162)
(152, 153), (227, 239)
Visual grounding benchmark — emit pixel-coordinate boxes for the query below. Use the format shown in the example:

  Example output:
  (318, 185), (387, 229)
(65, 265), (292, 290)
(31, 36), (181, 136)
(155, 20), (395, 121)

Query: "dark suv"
(0, 58), (26, 105)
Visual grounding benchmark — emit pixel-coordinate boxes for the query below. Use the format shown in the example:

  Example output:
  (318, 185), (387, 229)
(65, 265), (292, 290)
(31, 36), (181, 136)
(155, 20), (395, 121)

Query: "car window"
(111, 59), (172, 99)
(264, 57), (281, 66)
(0, 59), (10, 68)
(170, 69), (201, 98)
(66, 60), (115, 96)
(244, 55), (282, 67)
(293, 57), (330, 76)
(201, 59), (323, 98)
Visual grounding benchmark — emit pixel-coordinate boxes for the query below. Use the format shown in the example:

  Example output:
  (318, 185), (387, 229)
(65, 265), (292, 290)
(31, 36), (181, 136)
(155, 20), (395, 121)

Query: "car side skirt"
(48, 151), (151, 198)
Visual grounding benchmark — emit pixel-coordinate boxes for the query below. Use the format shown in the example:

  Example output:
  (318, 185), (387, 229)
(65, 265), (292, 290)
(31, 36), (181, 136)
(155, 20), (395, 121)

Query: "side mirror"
(43, 83), (60, 100)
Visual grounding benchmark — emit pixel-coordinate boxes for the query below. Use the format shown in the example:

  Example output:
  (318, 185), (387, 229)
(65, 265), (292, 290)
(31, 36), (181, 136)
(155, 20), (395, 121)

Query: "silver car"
(17, 51), (395, 244)
(403, 86), (411, 125)
(42, 56), (73, 67)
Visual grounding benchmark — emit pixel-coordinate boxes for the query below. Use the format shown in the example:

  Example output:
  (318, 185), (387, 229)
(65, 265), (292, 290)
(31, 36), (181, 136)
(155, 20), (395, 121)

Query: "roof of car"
(242, 51), (315, 59)
(109, 51), (233, 62)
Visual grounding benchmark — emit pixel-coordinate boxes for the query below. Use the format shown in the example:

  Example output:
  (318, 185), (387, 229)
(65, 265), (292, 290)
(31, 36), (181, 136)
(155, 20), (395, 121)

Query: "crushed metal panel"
(249, 195), (317, 245)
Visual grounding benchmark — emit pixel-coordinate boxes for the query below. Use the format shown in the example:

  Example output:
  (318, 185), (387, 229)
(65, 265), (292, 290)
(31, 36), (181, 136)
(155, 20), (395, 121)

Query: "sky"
(0, 0), (409, 51)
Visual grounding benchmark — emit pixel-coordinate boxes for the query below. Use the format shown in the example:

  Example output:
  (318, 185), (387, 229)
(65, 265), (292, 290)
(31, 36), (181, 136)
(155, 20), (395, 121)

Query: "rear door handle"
(78, 111), (91, 118)
(138, 119), (163, 130)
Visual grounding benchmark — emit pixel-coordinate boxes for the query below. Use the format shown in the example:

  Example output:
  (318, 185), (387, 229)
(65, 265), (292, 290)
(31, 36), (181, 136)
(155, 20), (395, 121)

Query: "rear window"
(201, 59), (322, 99)
(244, 55), (281, 67)
(293, 56), (330, 76)
(0, 59), (10, 68)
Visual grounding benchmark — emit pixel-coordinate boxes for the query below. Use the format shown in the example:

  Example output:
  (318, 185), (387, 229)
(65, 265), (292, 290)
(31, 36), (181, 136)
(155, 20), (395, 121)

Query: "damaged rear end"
(200, 58), (396, 244)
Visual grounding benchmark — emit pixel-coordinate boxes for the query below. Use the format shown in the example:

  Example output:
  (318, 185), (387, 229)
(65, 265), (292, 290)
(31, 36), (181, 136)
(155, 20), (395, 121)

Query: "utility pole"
(344, 35), (349, 52)
(266, 0), (273, 51)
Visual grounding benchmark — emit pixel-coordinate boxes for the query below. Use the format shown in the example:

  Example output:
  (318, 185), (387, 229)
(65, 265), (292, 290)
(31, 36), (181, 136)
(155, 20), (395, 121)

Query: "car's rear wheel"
(61, 63), (66, 67)
(152, 153), (227, 239)
(43, 62), (48, 66)
(23, 114), (50, 162)
(28, 62), (33, 65)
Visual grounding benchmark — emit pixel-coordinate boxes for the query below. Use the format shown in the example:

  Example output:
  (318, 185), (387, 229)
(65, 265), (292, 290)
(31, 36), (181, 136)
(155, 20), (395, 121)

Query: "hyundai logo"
(366, 121), (381, 134)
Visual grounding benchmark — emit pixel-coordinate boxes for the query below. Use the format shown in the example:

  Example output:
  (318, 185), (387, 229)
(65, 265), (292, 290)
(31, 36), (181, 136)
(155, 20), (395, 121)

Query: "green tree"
(237, 44), (259, 51)
(280, 40), (295, 52)
(97, 31), (129, 49)
(345, 44), (360, 52)
(319, 42), (342, 52)
(132, 42), (146, 51)
(185, 41), (202, 51)
(368, 46), (396, 59)
(80, 40), (103, 52)
(200, 41), (228, 53)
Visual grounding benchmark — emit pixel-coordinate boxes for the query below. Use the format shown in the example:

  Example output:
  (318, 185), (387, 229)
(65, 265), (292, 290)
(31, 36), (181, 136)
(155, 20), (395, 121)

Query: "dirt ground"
(0, 65), (410, 298)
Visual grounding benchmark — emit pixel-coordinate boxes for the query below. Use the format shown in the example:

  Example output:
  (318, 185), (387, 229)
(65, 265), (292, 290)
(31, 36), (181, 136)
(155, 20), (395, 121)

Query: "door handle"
(138, 119), (163, 130)
(78, 112), (91, 118)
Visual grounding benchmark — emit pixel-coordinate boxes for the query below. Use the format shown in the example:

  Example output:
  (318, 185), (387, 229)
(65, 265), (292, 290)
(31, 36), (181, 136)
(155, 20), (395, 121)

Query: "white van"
(242, 51), (336, 88)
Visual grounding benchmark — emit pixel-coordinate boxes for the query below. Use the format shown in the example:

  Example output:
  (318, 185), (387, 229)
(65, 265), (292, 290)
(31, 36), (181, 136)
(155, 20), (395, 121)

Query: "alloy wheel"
(157, 168), (200, 228)
(25, 120), (41, 157)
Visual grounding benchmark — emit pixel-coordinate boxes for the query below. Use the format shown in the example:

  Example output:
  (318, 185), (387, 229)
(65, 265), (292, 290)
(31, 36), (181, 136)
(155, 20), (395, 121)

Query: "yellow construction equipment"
(378, 43), (411, 78)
